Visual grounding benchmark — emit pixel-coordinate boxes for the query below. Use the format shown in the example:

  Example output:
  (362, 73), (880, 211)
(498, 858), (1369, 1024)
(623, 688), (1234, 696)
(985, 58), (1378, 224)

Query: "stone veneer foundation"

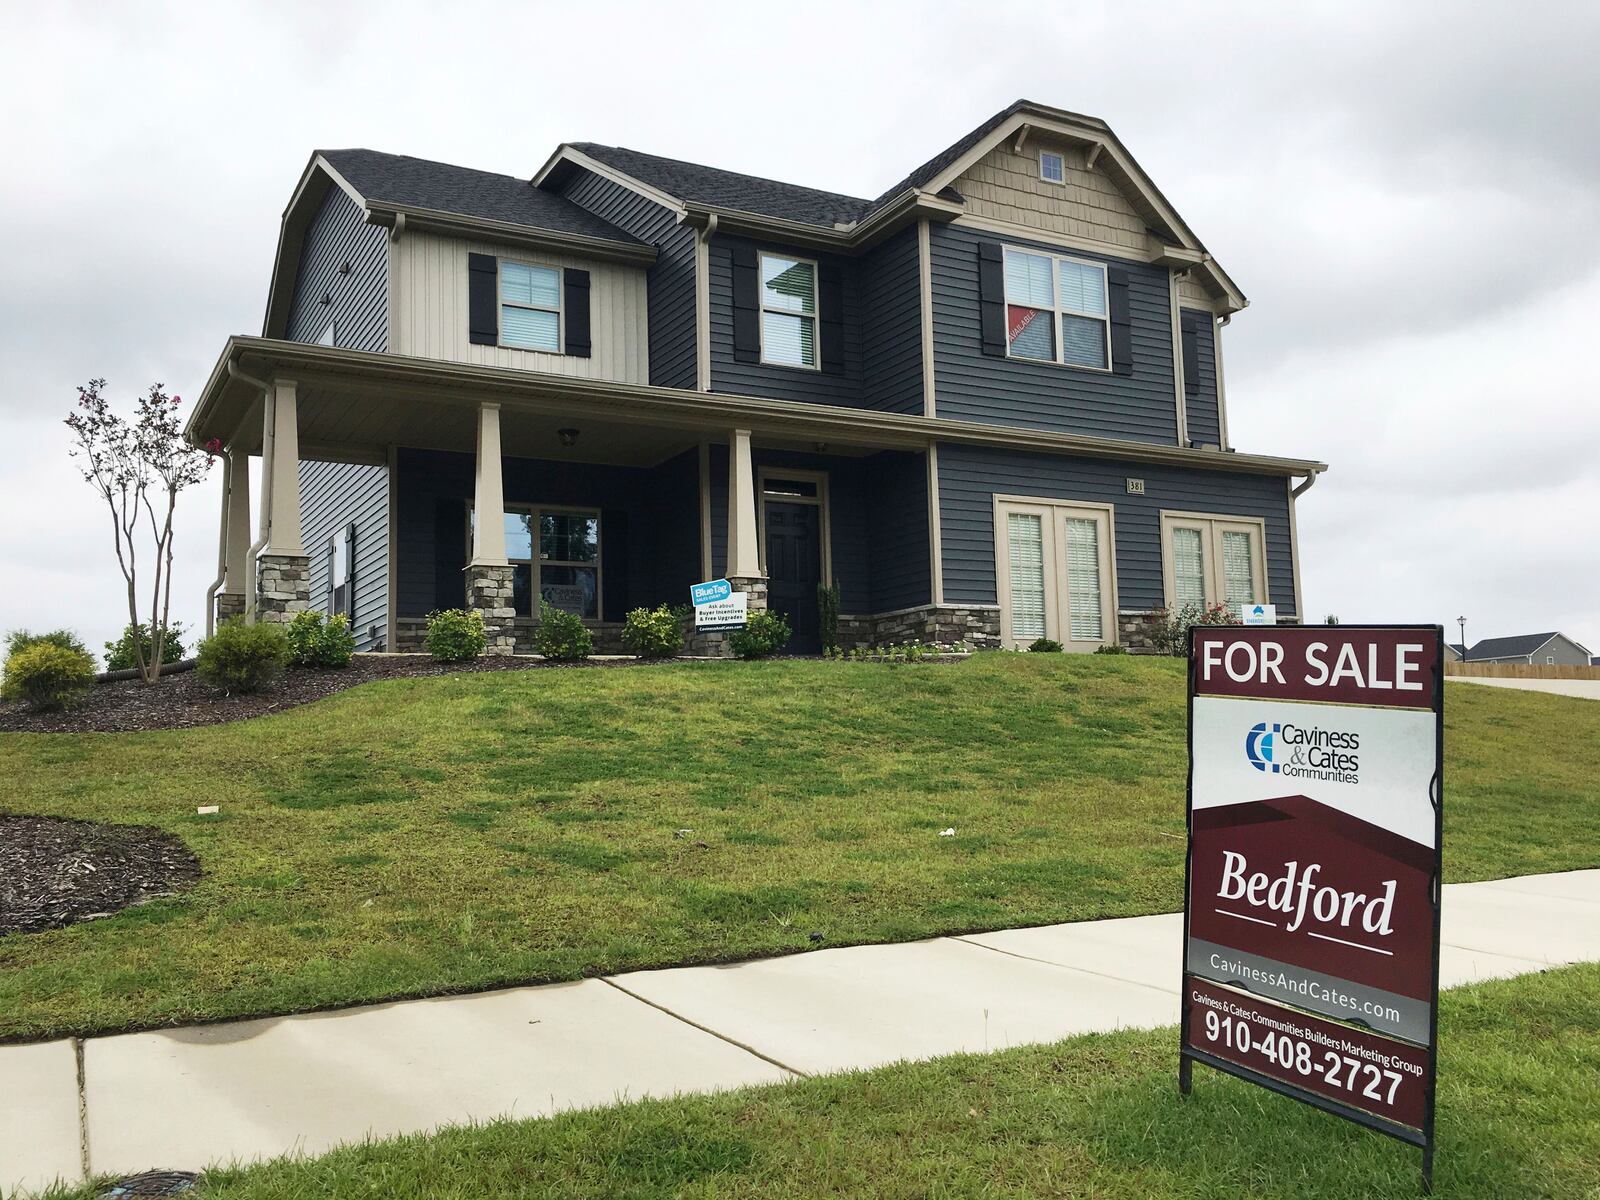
(836, 604), (1001, 651)
(254, 554), (311, 623)
(466, 564), (517, 656)
(214, 592), (246, 625)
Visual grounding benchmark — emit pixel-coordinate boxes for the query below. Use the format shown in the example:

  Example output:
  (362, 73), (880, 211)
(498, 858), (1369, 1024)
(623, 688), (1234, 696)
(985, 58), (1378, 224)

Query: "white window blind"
(500, 262), (561, 352)
(1006, 513), (1047, 641)
(760, 254), (818, 368)
(1064, 517), (1103, 641)
(1003, 248), (1108, 368)
(1222, 530), (1257, 615)
(1173, 528), (1207, 608)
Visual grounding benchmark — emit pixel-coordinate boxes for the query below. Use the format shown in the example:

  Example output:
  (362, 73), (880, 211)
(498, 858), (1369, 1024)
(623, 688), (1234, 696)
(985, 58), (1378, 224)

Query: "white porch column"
(727, 428), (762, 579)
(222, 444), (253, 594)
(471, 402), (508, 566)
(263, 379), (303, 556)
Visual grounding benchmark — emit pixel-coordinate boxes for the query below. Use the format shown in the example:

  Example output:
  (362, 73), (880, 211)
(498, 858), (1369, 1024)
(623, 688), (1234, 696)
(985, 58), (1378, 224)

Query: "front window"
(499, 261), (562, 352)
(1162, 514), (1266, 618)
(1004, 248), (1109, 370)
(490, 507), (601, 619)
(759, 253), (818, 369)
(327, 525), (353, 617)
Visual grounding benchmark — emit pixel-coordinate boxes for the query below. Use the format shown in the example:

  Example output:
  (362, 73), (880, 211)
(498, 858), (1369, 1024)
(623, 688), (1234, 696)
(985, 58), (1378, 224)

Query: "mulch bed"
(0, 814), (202, 936)
(0, 654), (642, 734)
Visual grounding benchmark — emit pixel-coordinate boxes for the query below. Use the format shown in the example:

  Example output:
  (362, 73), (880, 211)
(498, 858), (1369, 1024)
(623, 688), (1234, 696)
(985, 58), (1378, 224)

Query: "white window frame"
(1159, 510), (1268, 617)
(757, 251), (820, 371)
(1039, 149), (1065, 184)
(1002, 246), (1112, 373)
(498, 258), (564, 353)
(994, 495), (1119, 652)
(326, 525), (353, 617)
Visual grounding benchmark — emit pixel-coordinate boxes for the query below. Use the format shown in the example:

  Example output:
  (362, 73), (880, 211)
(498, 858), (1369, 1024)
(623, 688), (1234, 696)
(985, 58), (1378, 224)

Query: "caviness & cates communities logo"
(1245, 721), (1361, 784)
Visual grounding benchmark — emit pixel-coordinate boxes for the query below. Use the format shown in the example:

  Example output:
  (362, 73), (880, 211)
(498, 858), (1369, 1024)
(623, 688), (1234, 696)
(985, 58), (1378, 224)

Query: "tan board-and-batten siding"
(388, 230), (651, 384)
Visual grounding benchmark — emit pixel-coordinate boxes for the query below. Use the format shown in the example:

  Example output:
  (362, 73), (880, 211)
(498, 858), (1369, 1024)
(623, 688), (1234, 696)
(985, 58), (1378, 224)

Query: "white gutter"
(1292, 468), (1320, 498)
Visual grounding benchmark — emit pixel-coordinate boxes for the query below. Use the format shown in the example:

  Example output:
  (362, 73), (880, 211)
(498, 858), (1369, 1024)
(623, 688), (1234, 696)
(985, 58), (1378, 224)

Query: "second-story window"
(499, 261), (562, 352)
(1039, 150), (1065, 183)
(1004, 248), (1110, 370)
(759, 252), (818, 369)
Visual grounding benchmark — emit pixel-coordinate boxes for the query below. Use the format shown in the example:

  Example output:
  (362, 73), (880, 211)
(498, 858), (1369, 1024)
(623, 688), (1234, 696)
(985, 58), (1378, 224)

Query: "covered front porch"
(187, 339), (947, 656)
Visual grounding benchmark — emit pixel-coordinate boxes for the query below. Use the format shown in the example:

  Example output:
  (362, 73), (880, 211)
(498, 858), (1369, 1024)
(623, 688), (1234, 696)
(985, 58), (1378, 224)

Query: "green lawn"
(1, 656), (1597, 1042)
(48, 963), (1600, 1199)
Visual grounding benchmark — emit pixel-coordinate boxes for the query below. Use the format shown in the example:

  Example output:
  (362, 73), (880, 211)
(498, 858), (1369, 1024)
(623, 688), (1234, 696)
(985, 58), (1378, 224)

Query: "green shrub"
(1, 641), (96, 710)
(104, 621), (187, 671)
(817, 581), (841, 653)
(426, 609), (486, 662)
(621, 604), (684, 659)
(535, 601), (592, 661)
(728, 610), (791, 660)
(5, 629), (89, 659)
(286, 611), (356, 668)
(1028, 638), (1064, 653)
(195, 619), (289, 694)
(1146, 602), (1236, 657)
(1093, 643), (1128, 655)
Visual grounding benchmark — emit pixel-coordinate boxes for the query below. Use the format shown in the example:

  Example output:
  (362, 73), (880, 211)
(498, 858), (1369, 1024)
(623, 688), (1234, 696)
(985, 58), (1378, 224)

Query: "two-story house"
(184, 99), (1325, 655)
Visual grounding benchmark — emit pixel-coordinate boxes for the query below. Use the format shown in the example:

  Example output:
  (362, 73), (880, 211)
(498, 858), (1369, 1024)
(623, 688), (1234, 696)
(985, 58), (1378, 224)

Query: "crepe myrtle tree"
(65, 379), (216, 683)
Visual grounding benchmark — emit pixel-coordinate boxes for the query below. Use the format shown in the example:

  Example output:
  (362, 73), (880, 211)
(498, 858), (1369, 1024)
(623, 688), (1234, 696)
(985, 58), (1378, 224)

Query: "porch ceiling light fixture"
(557, 427), (579, 447)
(813, 441), (829, 452)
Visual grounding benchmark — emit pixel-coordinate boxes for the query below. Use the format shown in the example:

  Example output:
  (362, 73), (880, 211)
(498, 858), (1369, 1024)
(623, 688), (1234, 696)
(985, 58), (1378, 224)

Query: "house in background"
(184, 99), (1325, 655)
(1444, 643), (1466, 662)
(1464, 632), (1594, 666)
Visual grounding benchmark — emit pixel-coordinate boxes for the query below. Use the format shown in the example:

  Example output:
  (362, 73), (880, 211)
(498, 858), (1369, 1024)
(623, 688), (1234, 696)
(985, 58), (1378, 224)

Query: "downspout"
(203, 452), (231, 638)
(1291, 469), (1319, 499)
(1215, 313), (1232, 451)
(227, 360), (274, 622)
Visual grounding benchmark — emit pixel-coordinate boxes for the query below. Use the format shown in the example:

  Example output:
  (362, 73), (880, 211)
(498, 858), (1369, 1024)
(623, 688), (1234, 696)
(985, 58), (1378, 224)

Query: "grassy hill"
(2, 655), (1597, 1042)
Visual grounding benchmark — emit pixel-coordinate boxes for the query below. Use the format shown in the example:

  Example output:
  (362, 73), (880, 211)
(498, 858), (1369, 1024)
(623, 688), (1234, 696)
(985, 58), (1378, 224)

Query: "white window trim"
(1038, 149), (1065, 184)
(473, 504), (603, 619)
(1001, 246), (1113, 373)
(1158, 510), (1268, 616)
(757, 250), (821, 371)
(497, 258), (564, 354)
(755, 466), (833, 583)
(326, 526), (353, 617)
(993, 495), (1119, 652)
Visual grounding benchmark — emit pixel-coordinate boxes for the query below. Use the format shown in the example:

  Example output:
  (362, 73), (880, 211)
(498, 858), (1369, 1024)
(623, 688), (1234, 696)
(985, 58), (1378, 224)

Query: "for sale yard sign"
(1180, 626), (1443, 1188)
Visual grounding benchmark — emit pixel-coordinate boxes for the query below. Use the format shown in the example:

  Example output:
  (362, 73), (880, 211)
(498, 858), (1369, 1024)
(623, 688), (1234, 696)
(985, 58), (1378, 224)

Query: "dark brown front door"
(764, 500), (822, 654)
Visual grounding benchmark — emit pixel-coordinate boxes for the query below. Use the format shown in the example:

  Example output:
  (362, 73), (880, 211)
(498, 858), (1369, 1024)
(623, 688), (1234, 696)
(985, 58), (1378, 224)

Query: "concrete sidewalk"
(4, 869), (1596, 1196)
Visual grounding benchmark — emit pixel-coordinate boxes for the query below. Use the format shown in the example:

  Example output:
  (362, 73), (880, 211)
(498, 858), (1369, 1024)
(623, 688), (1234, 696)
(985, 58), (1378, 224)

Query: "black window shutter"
(468, 253), (498, 346)
(978, 242), (1006, 357)
(1181, 323), (1200, 397)
(819, 260), (845, 374)
(732, 244), (760, 363)
(1108, 267), (1134, 375)
(563, 269), (591, 357)
(344, 522), (358, 617)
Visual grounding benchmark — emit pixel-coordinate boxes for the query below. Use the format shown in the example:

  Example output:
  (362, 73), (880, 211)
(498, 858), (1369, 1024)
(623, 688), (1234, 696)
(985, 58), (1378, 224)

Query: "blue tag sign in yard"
(691, 578), (732, 606)
(691, 579), (747, 631)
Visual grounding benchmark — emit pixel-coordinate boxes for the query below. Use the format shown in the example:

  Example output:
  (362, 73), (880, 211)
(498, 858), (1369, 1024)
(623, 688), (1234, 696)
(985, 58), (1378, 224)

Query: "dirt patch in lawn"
(0, 654), (648, 734)
(0, 814), (202, 936)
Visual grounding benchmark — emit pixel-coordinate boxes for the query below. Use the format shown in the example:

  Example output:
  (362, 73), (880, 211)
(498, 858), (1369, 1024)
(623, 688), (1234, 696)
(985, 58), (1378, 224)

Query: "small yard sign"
(1241, 603), (1277, 626)
(1180, 625), (1443, 1190)
(691, 578), (748, 631)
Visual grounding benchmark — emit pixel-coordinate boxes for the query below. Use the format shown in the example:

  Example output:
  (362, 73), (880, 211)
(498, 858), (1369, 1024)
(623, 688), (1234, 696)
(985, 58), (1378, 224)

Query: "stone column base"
(467, 563), (517, 656)
(255, 554), (311, 624)
(215, 591), (246, 625)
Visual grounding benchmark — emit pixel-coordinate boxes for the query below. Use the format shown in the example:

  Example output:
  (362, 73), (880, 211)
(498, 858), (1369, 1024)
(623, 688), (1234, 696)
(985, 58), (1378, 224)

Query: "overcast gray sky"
(3, 0), (1596, 660)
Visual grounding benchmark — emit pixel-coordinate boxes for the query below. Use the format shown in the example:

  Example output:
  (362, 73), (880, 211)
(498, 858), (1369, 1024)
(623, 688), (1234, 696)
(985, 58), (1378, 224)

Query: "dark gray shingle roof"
(319, 149), (642, 244)
(1465, 632), (1561, 659)
(569, 143), (872, 227)
(867, 99), (1033, 211)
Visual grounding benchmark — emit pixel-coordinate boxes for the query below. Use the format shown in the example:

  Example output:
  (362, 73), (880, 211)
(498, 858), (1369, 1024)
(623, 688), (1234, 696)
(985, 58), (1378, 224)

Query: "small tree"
(65, 380), (214, 683)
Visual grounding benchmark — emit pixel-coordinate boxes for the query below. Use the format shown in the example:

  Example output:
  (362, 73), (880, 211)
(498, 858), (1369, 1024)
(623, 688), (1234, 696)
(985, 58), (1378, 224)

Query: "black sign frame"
(1177, 624), (1444, 1192)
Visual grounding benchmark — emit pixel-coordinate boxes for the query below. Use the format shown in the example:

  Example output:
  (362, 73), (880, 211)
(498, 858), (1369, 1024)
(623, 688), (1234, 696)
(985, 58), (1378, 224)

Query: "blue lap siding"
(299, 459), (389, 649)
(929, 222), (1179, 444)
(557, 169), (697, 389)
(937, 443), (1296, 616)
